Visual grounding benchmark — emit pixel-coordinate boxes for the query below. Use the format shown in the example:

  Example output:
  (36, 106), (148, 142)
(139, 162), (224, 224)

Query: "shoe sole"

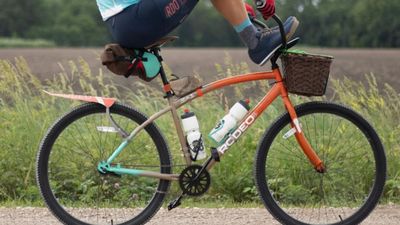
(258, 17), (300, 66)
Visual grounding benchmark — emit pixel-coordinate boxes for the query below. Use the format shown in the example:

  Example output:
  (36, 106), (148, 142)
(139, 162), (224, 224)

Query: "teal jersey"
(96, 0), (140, 21)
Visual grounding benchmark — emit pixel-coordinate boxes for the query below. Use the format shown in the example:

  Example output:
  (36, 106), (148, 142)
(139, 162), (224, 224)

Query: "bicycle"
(36, 16), (386, 225)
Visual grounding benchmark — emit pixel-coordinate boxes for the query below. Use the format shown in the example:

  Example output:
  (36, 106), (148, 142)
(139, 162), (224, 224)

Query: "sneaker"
(249, 16), (299, 66)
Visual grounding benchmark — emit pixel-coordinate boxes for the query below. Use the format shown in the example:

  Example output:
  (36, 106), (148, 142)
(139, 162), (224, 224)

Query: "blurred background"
(0, 0), (398, 48)
(1, 0), (400, 89)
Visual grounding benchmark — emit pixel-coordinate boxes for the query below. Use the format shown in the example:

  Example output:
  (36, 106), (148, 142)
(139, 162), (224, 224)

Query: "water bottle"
(181, 109), (206, 160)
(208, 99), (250, 144)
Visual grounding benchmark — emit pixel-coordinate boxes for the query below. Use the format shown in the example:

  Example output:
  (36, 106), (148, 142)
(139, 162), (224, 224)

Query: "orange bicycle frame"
(105, 67), (325, 181)
(164, 68), (325, 172)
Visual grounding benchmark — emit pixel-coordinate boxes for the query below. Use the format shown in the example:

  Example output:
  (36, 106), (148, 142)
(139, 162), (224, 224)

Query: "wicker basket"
(281, 52), (333, 96)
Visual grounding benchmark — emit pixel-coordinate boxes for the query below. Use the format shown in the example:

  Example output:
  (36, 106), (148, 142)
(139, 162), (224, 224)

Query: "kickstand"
(168, 193), (185, 211)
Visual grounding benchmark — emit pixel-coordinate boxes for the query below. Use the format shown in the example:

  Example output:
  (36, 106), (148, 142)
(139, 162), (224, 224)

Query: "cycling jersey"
(96, 0), (140, 21)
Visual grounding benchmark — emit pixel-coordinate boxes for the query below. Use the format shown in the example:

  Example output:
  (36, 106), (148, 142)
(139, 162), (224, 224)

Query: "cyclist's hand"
(254, 0), (275, 20)
(245, 2), (256, 19)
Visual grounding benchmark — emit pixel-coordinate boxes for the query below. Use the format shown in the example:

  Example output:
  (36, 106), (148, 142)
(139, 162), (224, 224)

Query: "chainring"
(179, 165), (211, 197)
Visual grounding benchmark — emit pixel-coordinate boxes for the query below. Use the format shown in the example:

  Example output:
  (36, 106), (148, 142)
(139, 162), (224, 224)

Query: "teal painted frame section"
(109, 166), (143, 176)
(98, 161), (143, 176)
(107, 140), (129, 164)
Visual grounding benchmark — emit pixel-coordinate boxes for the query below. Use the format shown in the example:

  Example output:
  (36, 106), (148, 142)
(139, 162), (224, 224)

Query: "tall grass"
(0, 56), (399, 205)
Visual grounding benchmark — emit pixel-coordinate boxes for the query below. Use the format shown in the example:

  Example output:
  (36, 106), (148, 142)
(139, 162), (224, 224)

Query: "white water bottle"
(181, 109), (206, 160)
(209, 99), (250, 143)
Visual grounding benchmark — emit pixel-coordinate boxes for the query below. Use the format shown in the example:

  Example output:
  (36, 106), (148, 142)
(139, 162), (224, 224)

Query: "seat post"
(151, 48), (168, 84)
(152, 47), (174, 97)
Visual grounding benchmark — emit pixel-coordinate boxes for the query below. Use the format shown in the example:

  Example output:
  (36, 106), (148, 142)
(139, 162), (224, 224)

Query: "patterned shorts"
(106, 0), (198, 48)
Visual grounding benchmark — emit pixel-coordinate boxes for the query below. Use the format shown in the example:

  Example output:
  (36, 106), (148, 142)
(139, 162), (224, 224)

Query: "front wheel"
(36, 103), (172, 225)
(255, 102), (386, 225)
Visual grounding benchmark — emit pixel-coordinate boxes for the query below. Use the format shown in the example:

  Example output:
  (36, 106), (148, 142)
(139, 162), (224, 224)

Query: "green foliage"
(171, 2), (242, 47)
(0, 57), (399, 206)
(0, 0), (399, 47)
(0, 38), (55, 48)
(331, 75), (400, 204)
(351, 0), (400, 47)
(0, 0), (47, 38)
(277, 0), (400, 47)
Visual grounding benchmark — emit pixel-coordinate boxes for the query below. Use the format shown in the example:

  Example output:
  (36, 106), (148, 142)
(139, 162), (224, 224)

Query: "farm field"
(1, 47), (399, 91)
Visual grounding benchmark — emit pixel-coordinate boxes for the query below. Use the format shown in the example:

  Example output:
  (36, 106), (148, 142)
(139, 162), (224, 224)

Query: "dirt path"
(0, 206), (399, 225)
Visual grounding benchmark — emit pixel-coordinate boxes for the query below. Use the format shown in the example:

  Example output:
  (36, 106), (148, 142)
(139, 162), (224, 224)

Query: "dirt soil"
(0, 205), (399, 225)
(0, 48), (399, 91)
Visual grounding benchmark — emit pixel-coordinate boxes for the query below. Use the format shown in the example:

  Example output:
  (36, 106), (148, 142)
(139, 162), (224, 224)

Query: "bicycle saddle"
(145, 36), (179, 49)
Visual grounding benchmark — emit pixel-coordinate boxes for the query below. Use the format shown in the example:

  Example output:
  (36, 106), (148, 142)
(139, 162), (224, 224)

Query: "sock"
(234, 17), (259, 49)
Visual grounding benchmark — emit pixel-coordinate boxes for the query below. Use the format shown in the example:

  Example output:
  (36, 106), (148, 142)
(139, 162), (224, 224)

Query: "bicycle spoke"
(258, 103), (384, 225)
(38, 104), (171, 225)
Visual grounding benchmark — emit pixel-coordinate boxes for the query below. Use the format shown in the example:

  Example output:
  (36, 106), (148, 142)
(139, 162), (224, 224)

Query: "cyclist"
(96, 0), (298, 65)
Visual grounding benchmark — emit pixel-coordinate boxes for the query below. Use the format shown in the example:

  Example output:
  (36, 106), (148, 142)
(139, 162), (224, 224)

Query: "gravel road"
(0, 205), (399, 225)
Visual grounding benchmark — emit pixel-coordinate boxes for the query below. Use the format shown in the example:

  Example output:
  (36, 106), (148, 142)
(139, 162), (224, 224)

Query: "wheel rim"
(44, 107), (166, 225)
(264, 110), (379, 224)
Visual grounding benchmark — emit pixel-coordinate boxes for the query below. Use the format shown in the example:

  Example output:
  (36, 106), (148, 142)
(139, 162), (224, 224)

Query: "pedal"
(167, 194), (183, 211)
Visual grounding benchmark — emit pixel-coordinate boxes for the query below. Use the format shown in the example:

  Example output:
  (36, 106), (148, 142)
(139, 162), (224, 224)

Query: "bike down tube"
(205, 81), (282, 170)
(204, 69), (324, 172)
(180, 70), (280, 171)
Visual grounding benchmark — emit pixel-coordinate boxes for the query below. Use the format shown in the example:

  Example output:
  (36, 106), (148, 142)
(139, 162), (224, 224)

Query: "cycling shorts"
(106, 0), (198, 48)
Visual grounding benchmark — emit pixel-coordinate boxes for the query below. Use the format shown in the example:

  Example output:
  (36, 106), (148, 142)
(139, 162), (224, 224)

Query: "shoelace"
(256, 27), (276, 39)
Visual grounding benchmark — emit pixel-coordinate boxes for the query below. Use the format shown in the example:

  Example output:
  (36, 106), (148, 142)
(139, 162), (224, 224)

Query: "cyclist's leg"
(210, 0), (299, 65)
(106, 0), (198, 48)
(210, 0), (248, 26)
(211, 0), (260, 50)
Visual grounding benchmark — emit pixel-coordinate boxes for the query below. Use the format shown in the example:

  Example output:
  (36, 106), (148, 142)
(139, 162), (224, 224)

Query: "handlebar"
(271, 15), (287, 49)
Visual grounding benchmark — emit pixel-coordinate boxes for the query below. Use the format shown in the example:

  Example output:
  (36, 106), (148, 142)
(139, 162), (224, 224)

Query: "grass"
(0, 56), (399, 208)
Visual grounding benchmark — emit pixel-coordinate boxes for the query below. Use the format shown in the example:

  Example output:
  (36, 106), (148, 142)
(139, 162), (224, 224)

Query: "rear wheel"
(36, 103), (172, 225)
(255, 102), (386, 225)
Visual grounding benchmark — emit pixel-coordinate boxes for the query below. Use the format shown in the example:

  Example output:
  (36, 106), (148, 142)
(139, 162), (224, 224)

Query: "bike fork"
(282, 96), (325, 173)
